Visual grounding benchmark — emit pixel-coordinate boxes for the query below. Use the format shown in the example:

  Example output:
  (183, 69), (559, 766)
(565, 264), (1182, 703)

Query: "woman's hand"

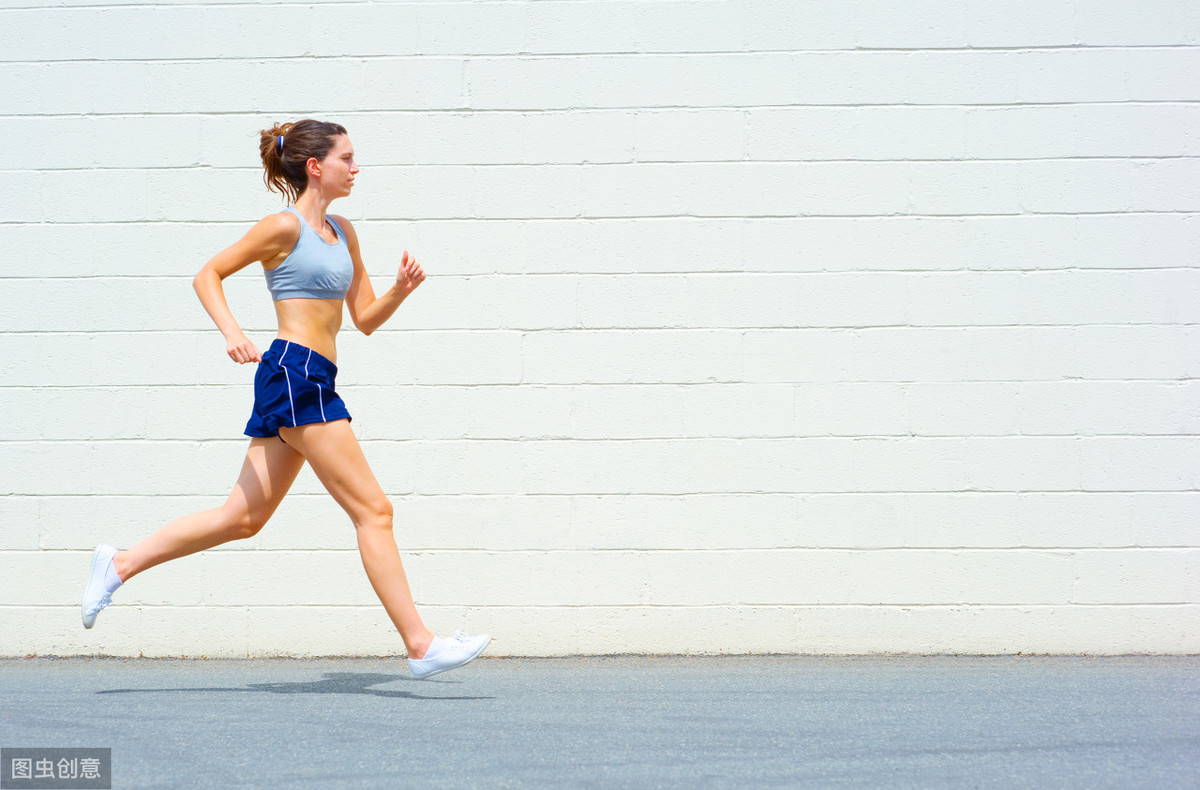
(226, 333), (262, 364)
(397, 250), (426, 293)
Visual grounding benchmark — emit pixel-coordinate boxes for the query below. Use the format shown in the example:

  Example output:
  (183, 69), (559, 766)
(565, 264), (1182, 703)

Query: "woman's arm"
(339, 216), (426, 336)
(193, 213), (297, 363)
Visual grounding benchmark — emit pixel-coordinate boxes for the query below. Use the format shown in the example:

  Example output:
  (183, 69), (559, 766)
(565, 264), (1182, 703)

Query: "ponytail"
(259, 119), (348, 204)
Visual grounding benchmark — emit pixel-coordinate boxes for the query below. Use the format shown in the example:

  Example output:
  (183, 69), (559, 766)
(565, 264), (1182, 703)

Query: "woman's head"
(259, 120), (352, 203)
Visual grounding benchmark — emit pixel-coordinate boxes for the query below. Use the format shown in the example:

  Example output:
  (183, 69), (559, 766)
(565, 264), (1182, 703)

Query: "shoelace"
(89, 592), (113, 615)
(412, 630), (474, 661)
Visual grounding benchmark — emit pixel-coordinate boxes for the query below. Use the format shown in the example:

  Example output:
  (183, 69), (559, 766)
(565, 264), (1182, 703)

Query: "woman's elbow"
(192, 267), (211, 293)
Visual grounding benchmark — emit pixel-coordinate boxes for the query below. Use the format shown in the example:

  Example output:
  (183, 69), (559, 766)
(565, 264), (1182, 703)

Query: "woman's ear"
(306, 157), (321, 178)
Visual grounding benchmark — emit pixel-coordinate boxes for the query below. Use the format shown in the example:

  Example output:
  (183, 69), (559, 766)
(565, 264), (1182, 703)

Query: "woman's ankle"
(111, 550), (132, 583)
(408, 630), (436, 659)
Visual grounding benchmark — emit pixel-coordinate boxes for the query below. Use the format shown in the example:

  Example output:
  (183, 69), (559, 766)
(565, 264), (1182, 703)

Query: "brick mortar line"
(4, 211), (1200, 224)
(4, 102), (1200, 117)
(9, 155), (1200, 173)
(9, 490), (1198, 496)
(9, 547), (1200, 552)
(4, 213), (1200, 226)
(4, 602), (1197, 608)
(7, 268), (1200, 279)
(6, 101), (1200, 118)
(6, 324), (1200, 333)
(5, 44), (1200, 63)
(4, 437), (1200, 444)
(9, 429), (1200, 437)
(3, 381), (1198, 388)
(4, 326), (1199, 334)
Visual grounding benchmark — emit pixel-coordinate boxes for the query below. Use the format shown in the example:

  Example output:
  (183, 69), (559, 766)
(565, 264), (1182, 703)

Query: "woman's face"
(315, 134), (358, 196)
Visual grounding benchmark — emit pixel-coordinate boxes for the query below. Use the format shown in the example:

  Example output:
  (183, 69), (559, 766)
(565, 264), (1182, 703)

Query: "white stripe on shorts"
(306, 348), (327, 422)
(282, 341), (296, 426)
(283, 367), (296, 427)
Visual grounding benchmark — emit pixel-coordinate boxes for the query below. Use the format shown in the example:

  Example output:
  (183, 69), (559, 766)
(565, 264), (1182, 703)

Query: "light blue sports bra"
(264, 207), (353, 300)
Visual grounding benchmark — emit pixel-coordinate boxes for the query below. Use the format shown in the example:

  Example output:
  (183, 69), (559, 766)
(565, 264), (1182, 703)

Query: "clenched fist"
(397, 250), (426, 293)
(226, 333), (262, 364)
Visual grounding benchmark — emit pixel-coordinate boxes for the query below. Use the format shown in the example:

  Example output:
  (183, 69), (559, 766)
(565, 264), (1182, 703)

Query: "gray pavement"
(0, 655), (1197, 788)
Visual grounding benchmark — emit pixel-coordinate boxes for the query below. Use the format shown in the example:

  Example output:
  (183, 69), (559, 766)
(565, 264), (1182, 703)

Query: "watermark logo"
(1, 750), (110, 789)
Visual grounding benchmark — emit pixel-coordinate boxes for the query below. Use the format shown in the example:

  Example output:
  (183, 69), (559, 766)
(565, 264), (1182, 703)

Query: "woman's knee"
(221, 503), (272, 540)
(352, 497), (393, 532)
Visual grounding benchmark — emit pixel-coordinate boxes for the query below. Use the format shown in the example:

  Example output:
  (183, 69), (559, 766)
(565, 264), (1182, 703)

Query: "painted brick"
(964, 0), (1077, 47)
(244, 607), (361, 657)
(633, 109), (741, 162)
(0, 497), (40, 550)
(406, 550), (650, 607)
(1023, 48), (1200, 103)
(741, 326), (1200, 382)
(909, 161), (1022, 215)
(795, 604), (1200, 654)
(1071, 0), (1200, 46)
(855, 0), (970, 48)
(1074, 214), (1200, 269)
(0, 6), (311, 61)
(741, 0), (860, 50)
(337, 330), (524, 385)
(1019, 160), (1137, 214)
(2, 0), (1196, 658)
(1078, 437), (1200, 491)
(1, 171), (42, 223)
(305, 4), (422, 58)
(136, 607), (249, 658)
(642, 548), (1076, 605)
(1073, 549), (1199, 604)
(747, 107), (967, 162)
(570, 383), (794, 439)
(1016, 381), (1200, 436)
(197, 550), (378, 606)
(522, 329), (744, 384)
(346, 383), (576, 441)
(1132, 159), (1200, 212)
(966, 104), (1200, 159)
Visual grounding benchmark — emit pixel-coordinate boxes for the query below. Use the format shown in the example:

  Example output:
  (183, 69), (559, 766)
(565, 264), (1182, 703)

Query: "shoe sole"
(81, 545), (111, 630)
(409, 635), (492, 679)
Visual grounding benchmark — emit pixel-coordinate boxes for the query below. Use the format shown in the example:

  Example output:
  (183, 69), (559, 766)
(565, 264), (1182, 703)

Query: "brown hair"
(259, 119), (348, 204)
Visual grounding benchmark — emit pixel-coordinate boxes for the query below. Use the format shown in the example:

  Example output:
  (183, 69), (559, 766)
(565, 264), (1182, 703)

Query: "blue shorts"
(244, 338), (351, 440)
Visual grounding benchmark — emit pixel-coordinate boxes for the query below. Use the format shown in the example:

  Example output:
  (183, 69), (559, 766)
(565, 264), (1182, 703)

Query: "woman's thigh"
(226, 437), (307, 527)
(276, 419), (390, 525)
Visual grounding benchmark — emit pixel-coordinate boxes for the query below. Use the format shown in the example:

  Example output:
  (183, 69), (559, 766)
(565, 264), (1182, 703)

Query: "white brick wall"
(2, 0), (1197, 657)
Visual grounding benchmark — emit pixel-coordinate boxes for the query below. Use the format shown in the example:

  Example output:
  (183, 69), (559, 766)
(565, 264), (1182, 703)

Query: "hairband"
(277, 135), (284, 151)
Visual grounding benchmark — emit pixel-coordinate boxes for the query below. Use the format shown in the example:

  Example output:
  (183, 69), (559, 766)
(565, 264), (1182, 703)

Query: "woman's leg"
(276, 419), (435, 659)
(112, 437), (306, 582)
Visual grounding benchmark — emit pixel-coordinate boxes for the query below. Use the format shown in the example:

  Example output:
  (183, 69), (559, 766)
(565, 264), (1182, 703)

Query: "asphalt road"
(1, 655), (1197, 788)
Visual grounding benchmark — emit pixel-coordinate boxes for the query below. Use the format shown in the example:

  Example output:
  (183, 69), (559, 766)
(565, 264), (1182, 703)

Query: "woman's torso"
(262, 207), (352, 363)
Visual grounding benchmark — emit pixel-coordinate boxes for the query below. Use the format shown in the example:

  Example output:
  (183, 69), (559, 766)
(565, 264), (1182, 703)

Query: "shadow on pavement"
(96, 671), (494, 700)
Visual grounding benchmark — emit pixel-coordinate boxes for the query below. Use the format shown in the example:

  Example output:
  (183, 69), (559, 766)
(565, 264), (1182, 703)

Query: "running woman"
(80, 119), (490, 679)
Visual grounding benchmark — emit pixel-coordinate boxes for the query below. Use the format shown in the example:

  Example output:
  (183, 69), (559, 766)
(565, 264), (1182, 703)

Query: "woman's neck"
(292, 191), (334, 223)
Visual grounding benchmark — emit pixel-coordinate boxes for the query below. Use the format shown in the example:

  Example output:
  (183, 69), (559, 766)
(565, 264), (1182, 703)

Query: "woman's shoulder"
(256, 209), (303, 240)
(238, 210), (302, 263)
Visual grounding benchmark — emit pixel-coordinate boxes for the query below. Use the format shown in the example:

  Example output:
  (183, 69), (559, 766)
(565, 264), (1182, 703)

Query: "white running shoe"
(81, 544), (120, 629)
(407, 629), (491, 679)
